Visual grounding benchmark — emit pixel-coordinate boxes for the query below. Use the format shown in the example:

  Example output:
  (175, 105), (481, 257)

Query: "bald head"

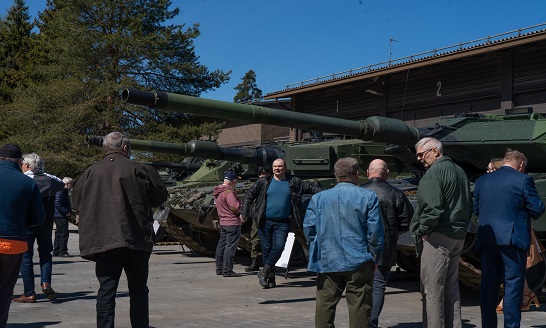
(367, 159), (389, 180)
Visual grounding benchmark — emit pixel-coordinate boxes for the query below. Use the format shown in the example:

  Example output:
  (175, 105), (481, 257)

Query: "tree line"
(0, 0), (263, 179)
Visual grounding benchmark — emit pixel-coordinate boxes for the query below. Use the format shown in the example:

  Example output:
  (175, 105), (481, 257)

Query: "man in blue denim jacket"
(304, 157), (384, 328)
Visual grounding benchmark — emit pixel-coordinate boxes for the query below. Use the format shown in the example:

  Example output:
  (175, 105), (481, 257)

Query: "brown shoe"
(12, 294), (36, 303)
(41, 283), (57, 301)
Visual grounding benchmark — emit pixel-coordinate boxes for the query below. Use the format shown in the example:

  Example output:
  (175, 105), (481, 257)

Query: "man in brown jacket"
(72, 132), (168, 328)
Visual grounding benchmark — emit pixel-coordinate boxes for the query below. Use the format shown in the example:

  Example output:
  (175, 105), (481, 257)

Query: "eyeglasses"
(416, 148), (433, 159)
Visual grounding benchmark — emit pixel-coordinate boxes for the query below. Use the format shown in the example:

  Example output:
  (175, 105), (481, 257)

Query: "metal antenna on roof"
(389, 37), (399, 65)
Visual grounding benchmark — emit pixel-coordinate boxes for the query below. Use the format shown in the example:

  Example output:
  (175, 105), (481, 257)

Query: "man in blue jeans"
(361, 159), (414, 328)
(13, 153), (64, 303)
(242, 158), (321, 288)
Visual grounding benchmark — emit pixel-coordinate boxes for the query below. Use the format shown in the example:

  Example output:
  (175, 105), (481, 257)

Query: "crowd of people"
(1, 134), (545, 328)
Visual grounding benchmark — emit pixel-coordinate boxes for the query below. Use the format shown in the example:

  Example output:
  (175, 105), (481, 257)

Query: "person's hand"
(422, 234), (428, 242)
(240, 215), (247, 223)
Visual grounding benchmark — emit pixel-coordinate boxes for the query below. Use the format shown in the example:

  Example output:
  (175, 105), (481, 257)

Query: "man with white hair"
(13, 153), (64, 303)
(53, 177), (74, 257)
(410, 137), (472, 328)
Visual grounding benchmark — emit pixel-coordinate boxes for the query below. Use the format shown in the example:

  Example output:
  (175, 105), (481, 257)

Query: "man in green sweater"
(410, 137), (472, 328)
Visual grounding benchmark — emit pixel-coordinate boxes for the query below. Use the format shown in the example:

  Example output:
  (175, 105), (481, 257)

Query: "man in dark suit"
(474, 149), (545, 328)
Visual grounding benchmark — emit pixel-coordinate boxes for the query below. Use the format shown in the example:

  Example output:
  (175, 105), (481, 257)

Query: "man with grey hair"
(361, 159), (414, 328)
(410, 137), (472, 328)
(53, 177), (74, 257)
(72, 131), (168, 328)
(474, 149), (544, 327)
(14, 152), (64, 303)
(304, 157), (384, 328)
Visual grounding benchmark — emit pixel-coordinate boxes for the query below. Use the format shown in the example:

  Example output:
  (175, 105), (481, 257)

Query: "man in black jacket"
(361, 159), (414, 328)
(53, 177), (74, 257)
(72, 132), (168, 328)
(242, 158), (321, 288)
(13, 153), (64, 303)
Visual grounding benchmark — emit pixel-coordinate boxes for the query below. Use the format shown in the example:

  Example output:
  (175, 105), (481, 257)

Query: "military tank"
(121, 88), (546, 290)
(87, 134), (416, 257)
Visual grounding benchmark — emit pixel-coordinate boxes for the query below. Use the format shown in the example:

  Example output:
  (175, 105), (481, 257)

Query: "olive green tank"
(87, 134), (416, 258)
(121, 88), (546, 290)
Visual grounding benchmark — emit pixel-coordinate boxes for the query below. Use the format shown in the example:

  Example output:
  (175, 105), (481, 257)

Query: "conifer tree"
(0, 0), (34, 104)
(233, 70), (263, 103)
(1, 0), (230, 177)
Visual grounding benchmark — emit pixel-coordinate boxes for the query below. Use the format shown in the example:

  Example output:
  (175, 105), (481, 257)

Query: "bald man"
(360, 159), (414, 328)
(242, 158), (321, 289)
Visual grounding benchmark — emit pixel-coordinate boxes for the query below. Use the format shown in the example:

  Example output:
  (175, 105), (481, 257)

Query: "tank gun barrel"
(139, 161), (202, 172)
(86, 136), (281, 165)
(121, 88), (421, 147)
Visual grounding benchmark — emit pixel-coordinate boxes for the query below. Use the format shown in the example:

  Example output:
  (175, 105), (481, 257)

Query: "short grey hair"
(102, 132), (129, 153)
(22, 153), (44, 172)
(63, 177), (74, 184)
(415, 137), (443, 154)
(334, 157), (359, 180)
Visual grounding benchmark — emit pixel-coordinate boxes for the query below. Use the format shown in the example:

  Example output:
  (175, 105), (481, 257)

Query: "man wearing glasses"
(410, 137), (472, 328)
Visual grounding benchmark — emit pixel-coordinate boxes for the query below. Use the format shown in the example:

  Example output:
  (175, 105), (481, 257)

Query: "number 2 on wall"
(436, 81), (442, 97)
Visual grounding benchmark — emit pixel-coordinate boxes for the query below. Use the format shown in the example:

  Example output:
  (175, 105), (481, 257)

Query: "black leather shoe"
(59, 253), (73, 257)
(223, 271), (242, 277)
(245, 258), (260, 272)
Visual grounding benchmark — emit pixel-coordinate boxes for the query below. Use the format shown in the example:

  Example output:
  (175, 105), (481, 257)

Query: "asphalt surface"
(6, 224), (546, 327)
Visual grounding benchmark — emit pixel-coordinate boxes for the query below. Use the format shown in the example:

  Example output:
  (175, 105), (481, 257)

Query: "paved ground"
(6, 224), (546, 327)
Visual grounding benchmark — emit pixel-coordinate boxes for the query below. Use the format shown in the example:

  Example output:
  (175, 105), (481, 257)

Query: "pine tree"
(1, 0), (231, 177)
(233, 70), (263, 103)
(0, 0), (34, 104)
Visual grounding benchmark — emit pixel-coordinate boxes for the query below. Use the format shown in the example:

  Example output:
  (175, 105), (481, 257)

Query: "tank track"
(159, 217), (253, 256)
(160, 218), (215, 256)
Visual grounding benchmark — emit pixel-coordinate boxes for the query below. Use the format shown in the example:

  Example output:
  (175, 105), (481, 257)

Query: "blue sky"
(2, 1), (546, 101)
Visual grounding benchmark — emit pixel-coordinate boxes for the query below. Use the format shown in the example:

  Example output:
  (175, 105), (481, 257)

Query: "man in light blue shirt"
(304, 157), (384, 328)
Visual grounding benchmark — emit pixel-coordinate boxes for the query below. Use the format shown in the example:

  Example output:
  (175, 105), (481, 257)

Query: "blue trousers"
(480, 245), (526, 328)
(257, 219), (290, 267)
(20, 218), (54, 296)
(370, 265), (392, 328)
(95, 248), (151, 328)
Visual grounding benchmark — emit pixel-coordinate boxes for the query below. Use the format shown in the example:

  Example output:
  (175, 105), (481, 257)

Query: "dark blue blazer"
(474, 166), (544, 250)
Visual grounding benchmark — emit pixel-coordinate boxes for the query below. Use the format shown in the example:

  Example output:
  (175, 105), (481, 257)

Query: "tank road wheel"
(159, 216), (216, 256)
(193, 230), (220, 253)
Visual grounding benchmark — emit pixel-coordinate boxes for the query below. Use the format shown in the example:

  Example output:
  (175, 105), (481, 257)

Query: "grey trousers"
(420, 232), (464, 328)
